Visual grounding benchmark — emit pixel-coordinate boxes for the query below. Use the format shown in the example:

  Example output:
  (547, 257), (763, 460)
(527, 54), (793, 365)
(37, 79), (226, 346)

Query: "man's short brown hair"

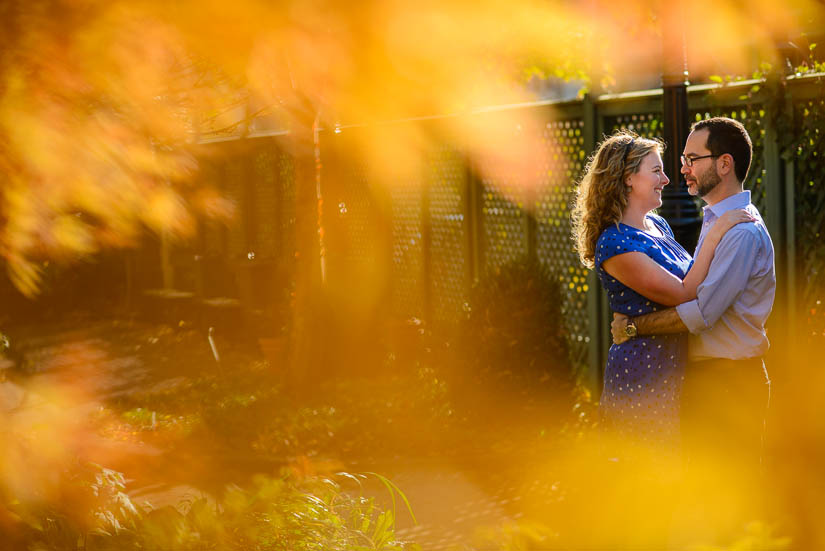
(691, 117), (753, 183)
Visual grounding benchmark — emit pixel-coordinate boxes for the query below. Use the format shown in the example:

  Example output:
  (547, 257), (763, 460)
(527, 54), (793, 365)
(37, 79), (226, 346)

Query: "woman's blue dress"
(594, 214), (692, 445)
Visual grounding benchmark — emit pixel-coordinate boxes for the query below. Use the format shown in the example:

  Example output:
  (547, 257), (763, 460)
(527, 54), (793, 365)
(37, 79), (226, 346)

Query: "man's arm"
(676, 229), (761, 332)
(611, 227), (762, 345)
(611, 309), (688, 345)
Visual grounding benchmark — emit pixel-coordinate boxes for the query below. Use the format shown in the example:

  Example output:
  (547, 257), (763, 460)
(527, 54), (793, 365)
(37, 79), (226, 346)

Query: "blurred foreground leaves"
(3, 0), (820, 294)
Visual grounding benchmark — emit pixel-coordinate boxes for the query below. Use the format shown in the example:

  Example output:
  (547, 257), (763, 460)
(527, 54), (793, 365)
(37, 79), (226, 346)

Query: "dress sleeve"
(594, 225), (644, 271)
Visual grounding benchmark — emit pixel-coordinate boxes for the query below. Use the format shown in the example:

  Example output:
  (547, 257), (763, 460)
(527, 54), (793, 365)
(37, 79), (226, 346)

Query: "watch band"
(625, 318), (638, 338)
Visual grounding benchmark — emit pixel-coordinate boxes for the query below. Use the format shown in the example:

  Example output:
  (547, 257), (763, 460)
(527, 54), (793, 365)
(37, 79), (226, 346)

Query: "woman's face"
(626, 150), (669, 212)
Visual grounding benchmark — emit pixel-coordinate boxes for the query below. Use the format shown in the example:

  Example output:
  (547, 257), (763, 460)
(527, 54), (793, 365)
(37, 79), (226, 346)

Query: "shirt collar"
(703, 190), (751, 220)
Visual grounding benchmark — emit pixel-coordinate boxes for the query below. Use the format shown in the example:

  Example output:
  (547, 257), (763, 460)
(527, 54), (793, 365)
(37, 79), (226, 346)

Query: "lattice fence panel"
(604, 112), (664, 140)
(224, 156), (248, 258)
(692, 105), (768, 217)
(252, 145), (280, 259)
(390, 178), (426, 321)
(478, 152), (528, 270)
(535, 118), (590, 368)
(321, 136), (377, 284)
(428, 146), (468, 325)
(337, 166), (375, 266)
(793, 97), (825, 341)
(195, 159), (237, 297)
(279, 150), (296, 261)
(200, 161), (227, 257)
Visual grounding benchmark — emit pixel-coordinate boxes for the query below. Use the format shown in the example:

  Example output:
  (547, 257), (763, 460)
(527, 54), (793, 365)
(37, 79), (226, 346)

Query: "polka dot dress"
(595, 214), (692, 446)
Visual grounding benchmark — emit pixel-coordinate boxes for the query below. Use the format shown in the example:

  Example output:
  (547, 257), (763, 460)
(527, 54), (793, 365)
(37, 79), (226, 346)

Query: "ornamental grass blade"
(364, 472), (417, 525)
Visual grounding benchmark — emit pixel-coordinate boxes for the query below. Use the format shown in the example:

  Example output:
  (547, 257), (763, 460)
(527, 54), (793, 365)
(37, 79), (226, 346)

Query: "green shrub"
(453, 256), (574, 417)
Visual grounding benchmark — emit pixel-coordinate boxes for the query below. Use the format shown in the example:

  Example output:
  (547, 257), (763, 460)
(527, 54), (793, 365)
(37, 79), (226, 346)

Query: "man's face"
(681, 128), (721, 198)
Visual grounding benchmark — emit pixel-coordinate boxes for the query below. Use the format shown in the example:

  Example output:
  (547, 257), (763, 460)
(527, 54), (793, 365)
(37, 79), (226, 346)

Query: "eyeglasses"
(680, 154), (720, 167)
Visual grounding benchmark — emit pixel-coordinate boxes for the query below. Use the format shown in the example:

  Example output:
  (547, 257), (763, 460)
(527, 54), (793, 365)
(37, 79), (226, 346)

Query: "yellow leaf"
(6, 257), (42, 298)
(53, 215), (96, 256)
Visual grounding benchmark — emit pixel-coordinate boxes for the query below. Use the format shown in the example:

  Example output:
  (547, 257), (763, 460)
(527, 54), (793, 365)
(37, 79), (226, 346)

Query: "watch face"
(625, 324), (637, 337)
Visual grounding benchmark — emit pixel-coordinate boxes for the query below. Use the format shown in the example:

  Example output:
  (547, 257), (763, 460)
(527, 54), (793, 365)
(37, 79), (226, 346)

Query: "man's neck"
(702, 179), (744, 207)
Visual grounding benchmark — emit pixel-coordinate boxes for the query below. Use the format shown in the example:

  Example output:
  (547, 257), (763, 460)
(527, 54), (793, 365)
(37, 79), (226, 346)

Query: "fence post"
(235, 143), (257, 315)
(526, 201), (537, 264)
(782, 93), (797, 353)
(422, 162), (434, 326)
(271, 140), (285, 264)
(582, 93), (604, 394)
(763, 124), (784, 243)
(160, 230), (174, 289)
(526, 118), (539, 264)
(763, 91), (791, 361)
(465, 154), (482, 287)
(243, 142), (258, 255)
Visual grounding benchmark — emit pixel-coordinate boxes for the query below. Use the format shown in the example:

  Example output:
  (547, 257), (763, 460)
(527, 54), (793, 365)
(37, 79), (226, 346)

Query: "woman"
(571, 132), (752, 445)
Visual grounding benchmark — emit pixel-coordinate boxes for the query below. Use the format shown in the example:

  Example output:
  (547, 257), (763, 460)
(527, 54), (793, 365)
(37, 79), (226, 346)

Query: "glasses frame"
(680, 153), (720, 167)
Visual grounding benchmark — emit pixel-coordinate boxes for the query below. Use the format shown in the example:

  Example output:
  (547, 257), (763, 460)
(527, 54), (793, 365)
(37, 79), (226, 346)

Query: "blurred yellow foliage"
(1, 0), (821, 294)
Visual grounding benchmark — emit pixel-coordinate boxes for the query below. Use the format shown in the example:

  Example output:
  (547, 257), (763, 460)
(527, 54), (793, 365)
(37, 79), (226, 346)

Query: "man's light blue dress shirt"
(675, 191), (776, 361)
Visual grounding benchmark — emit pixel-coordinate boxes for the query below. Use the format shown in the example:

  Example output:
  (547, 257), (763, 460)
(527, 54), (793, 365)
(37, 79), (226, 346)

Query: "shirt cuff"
(676, 299), (708, 334)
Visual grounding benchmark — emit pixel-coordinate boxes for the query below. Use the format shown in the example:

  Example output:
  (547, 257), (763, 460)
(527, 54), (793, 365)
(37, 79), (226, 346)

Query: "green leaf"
(364, 472), (417, 525)
(372, 511), (396, 548)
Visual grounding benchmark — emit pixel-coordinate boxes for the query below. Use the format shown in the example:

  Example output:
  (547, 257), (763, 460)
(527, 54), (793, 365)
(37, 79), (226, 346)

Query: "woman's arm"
(601, 210), (753, 306)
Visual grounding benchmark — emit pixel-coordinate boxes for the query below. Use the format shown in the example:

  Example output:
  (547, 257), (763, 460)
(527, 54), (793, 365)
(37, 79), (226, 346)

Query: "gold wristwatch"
(625, 318), (638, 338)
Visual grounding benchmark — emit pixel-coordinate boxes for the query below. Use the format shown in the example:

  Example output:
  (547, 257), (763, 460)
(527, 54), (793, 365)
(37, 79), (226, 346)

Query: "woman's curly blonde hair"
(571, 131), (664, 268)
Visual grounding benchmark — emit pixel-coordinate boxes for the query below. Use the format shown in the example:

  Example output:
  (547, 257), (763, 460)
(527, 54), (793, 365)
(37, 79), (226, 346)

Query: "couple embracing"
(572, 117), (775, 538)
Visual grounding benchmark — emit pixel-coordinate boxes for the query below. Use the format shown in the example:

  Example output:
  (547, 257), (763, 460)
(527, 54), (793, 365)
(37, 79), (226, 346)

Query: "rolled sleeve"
(681, 228), (761, 333)
(676, 299), (708, 334)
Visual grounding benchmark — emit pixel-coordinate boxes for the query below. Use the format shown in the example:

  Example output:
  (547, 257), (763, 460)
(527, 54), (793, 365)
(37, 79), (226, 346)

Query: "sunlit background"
(1, 0), (824, 549)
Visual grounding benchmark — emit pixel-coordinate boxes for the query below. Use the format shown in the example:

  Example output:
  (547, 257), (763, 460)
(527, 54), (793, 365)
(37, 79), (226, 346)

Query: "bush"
(452, 257), (574, 418)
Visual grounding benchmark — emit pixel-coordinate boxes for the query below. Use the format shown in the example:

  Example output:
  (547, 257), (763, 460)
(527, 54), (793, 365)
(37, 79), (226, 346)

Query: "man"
(611, 117), (775, 537)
